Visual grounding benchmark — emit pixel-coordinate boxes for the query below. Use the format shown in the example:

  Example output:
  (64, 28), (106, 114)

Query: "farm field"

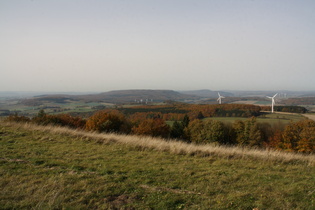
(216, 112), (306, 124)
(0, 99), (115, 116)
(167, 113), (307, 126)
(1, 121), (315, 209)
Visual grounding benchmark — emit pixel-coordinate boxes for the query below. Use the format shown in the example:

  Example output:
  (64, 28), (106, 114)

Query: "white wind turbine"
(266, 93), (278, 113)
(217, 92), (225, 104)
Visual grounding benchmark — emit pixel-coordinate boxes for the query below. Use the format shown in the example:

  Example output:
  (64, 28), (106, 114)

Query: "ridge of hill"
(21, 89), (200, 104)
(77, 89), (199, 102)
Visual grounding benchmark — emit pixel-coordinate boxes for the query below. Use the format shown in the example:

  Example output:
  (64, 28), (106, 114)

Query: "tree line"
(5, 107), (315, 153)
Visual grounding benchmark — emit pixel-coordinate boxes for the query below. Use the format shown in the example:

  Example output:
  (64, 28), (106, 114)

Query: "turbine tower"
(266, 93), (278, 113)
(217, 92), (225, 104)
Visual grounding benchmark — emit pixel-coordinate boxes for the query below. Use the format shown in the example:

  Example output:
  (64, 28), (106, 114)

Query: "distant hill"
(228, 90), (315, 97)
(179, 89), (234, 98)
(21, 89), (200, 105)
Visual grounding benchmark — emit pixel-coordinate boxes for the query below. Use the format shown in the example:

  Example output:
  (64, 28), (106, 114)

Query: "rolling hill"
(20, 89), (200, 105)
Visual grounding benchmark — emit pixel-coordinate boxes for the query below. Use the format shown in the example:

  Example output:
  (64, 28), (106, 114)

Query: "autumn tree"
(282, 119), (315, 152)
(85, 110), (130, 133)
(186, 119), (204, 143)
(132, 118), (170, 138)
(266, 130), (284, 150)
(298, 126), (315, 152)
(48, 114), (86, 129)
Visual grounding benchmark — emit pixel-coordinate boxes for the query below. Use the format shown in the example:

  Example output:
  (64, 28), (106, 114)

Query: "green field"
(0, 99), (115, 116)
(211, 113), (306, 124)
(1, 122), (314, 209)
(167, 113), (306, 126)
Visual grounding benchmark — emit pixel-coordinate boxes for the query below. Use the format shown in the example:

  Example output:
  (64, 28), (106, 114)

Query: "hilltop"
(1, 121), (315, 209)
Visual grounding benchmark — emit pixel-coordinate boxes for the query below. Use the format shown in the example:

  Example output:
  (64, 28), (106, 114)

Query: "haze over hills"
(74, 89), (200, 103)
(178, 89), (234, 98)
(2, 89), (315, 104)
(18, 90), (200, 105)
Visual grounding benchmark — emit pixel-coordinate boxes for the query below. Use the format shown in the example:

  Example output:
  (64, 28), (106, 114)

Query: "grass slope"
(1, 122), (315, 209)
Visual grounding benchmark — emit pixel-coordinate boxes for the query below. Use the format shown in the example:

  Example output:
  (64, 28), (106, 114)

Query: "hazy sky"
(1, 0), (315, 92)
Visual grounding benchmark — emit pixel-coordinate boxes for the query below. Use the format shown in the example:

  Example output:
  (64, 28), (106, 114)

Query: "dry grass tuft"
(4, 121), (315, 165)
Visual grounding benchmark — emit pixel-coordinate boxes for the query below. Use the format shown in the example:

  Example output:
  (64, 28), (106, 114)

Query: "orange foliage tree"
(266, 130), (284, 150)
(132, 118), (170, 138)
(85, 110), (130, 133)
(31, 110), (85, 129)
(282, 119), (315, 152)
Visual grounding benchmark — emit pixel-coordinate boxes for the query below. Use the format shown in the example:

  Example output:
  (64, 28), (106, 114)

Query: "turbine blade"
(273, 93), (278, 98)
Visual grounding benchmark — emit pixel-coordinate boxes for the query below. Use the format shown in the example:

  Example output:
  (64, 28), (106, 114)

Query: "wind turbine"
(266, 93), (278, 113)
(217, 93), (225, 104)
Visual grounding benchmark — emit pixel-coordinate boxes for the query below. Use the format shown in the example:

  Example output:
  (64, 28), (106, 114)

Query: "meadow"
(211, 112), (306, 124)
(1, 121), (314, 209)
(0, 98), (114, 117)
(166, 112), (306, 127)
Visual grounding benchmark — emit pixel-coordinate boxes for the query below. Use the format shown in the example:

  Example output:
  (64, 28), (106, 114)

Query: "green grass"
(167, 113), (306, 126)
(0, 100), (115, 116)
(209, 113), (306, 125)
(1, 122), (315, 209)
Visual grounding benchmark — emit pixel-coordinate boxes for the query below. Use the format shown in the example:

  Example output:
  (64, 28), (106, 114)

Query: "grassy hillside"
(1, 122), (315, 209)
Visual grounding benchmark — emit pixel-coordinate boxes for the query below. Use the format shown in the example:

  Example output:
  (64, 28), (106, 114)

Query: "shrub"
(5, 113), (31, 123)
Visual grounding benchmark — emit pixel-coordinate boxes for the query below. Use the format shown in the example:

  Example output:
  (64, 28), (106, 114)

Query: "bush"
(31, 110), (85, 129)
(5, 113), (31, 123)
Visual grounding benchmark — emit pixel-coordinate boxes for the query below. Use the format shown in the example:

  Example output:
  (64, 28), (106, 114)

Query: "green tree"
(37, 109), (46, 118)
(182, 114), (190, 128)
(232, 117), (262, 146)
(170, 121), (184, 139)
(187, 119), (227, 144)
(202, 120), (226, 144)
(197, 111), (204, 119)
(186, 119), (204, 143)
